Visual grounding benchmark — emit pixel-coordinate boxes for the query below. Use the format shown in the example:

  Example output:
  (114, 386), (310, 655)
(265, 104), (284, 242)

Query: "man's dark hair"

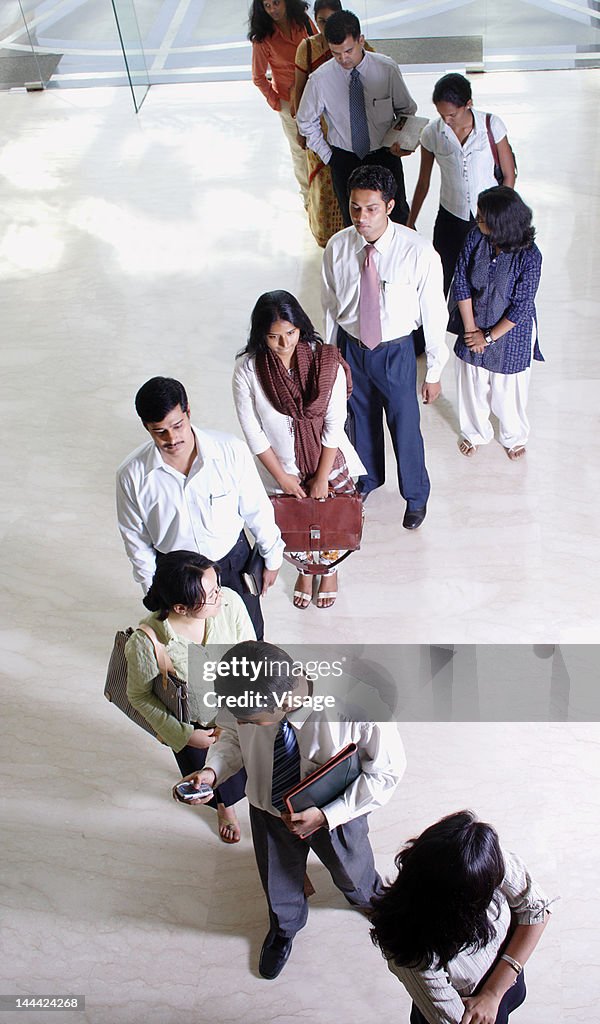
(348, 164), (396, 205)
(477, 186), (536, 252)
(314, 0), (342, 16)
(134, 377), (189, 424)
(432, 73), (472, 108)
(216, 641), (301, 720)
(248, 0), (311, 43)
(370, 810), (505, 970)
(324, 9), (361, 44)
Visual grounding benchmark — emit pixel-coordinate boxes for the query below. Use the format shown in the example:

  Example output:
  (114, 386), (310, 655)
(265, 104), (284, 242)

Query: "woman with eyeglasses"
(125, 551), (254, 843)
(407, 73), (515, 295)
(370, 810), (552, 1024)
(249, 0), (316, 208)
(451, 186), (543, 461)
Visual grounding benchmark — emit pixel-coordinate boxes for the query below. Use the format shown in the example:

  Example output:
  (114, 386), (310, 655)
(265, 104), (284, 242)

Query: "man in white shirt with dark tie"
(322, 165), (449, 527)
(116, 377), (284, 639)
(296, 8), (416, 225)
(181, 640), (406, 980)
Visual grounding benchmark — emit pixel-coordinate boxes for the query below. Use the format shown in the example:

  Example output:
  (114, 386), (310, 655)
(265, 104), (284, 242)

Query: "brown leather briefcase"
(270, 492), (363, 573)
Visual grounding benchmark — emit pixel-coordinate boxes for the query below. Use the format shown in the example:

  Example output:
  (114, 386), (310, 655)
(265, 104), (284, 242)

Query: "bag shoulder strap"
(136, 623), (177, 688)
(306, 35), (312, 70)
(485, 112), (499, 166)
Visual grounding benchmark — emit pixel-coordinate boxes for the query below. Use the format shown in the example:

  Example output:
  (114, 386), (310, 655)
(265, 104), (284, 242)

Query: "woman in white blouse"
(232, 290), (364, 609)
(370, 810), (551, 1024)
(407, 74), (515, 294)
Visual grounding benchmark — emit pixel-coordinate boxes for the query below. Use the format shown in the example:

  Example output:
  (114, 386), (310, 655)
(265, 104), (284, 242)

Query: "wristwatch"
(484, 329), (495, 346)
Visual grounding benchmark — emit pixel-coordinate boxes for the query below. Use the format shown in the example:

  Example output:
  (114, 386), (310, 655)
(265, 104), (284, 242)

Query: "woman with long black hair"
(370, 810), (552, 1024)
(249, 0), (316, 206)
(232, 289), (364, 609)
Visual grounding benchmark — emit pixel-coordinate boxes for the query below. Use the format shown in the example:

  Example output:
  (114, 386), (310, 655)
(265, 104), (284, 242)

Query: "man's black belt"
(345, 331), (413, 351)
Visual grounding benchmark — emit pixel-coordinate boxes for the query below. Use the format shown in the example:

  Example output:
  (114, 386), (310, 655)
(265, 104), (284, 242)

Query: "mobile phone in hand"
(174, 781), (214, 803)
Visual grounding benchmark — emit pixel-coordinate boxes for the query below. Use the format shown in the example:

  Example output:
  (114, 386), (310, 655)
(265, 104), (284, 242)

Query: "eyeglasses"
(203, 585), (222, 606)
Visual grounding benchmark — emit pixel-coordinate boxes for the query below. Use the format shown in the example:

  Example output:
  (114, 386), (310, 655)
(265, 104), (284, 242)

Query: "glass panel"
(0, 0), (40, 91)
(479, 0), (600, 72)
(361, 0), (599, 73)
(110, 0), (149, 111)
(1, 0), (597, 91)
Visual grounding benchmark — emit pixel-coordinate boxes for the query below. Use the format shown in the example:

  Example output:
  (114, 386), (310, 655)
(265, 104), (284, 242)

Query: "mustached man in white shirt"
(116, 377), (284, 640)
(322, 164), (449, 527)
(296, 8), (417, 227)
(180, 639), (406, 981)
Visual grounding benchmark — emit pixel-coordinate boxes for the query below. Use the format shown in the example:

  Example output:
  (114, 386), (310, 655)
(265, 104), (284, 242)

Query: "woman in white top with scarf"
(232, 290), (364, 610)
(407, 73), (515, 295)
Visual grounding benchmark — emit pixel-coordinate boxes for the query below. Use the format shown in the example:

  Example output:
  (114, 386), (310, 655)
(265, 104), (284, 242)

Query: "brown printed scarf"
(255, 341), (352, 481)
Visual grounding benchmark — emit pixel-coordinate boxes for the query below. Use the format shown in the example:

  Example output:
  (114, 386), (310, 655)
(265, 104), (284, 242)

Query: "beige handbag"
(104, 623), (190, 740)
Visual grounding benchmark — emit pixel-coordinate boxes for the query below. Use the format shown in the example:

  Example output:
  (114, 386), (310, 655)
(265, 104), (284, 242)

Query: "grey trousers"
(249, 805), (384, 937)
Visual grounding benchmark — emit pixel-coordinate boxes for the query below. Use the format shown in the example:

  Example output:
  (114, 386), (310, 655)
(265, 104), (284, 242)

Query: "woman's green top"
(124, 587), (255, 751)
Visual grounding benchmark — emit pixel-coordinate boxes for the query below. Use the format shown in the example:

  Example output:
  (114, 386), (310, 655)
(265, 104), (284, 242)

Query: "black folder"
(284, 743), (361, 816)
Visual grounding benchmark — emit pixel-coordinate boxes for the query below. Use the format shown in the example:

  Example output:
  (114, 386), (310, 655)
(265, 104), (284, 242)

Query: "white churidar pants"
(456, 358), (531, 449)
(278, 99), (309, 206)
(456, 327), (535, 449)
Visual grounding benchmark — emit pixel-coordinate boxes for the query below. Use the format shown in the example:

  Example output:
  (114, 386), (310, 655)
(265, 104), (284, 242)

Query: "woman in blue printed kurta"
(451, 186), (543, 459)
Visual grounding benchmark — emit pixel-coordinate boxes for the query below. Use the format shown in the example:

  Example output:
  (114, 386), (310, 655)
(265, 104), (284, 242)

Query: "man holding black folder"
(180, 640), (406, 980)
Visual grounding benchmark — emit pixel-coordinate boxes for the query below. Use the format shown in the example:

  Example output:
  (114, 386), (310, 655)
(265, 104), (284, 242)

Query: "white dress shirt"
(387, 849), (552, 1024)
(296, 49), (417, 165)
(322, 219), (449, 383)
(420, 109), (507, 220)
(116, 426), (284, 590)
(232, 354), (365, 485)
(206, 707), (406, 829)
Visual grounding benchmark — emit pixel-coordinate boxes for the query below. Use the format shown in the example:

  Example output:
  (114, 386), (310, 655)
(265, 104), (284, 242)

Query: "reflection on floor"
(2, 712), (597, 1023)
(0, 65), (599, 1023)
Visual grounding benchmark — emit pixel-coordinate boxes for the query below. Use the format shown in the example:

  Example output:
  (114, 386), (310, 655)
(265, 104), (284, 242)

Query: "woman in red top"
(249, 0), (316, 207)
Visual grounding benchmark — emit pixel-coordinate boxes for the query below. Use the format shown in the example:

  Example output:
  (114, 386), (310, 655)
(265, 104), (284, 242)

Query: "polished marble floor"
(0, 67), (599, 1023)
(1, 69), (598, 644)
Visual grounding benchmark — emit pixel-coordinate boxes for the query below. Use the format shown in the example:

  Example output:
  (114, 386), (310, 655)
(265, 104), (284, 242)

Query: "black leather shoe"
(259, 929), (294, 979)
(402, 505), (427, 530)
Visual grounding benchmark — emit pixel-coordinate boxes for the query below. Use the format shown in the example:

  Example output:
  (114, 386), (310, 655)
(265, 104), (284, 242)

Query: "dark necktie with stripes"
(271, 718), (301, 812)
(349, 67), (370, 159)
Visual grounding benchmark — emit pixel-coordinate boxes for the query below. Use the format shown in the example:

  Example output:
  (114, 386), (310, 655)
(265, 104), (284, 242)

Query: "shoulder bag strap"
(137, 623), (177, 690)
(306, 35), (312, 71)
(485, 112), (499, 167)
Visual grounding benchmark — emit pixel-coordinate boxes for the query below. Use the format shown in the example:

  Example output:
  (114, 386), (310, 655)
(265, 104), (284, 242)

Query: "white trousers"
(278, 99), (309, 206)
(456, 357), (531, 449)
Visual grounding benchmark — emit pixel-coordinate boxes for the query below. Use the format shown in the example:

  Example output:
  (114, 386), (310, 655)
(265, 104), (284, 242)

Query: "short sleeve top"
(420, 109), (507, 219)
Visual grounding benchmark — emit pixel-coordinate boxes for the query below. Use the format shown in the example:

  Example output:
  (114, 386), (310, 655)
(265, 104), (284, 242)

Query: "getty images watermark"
(200, 653), (344, 713)
(186, 644), (600, 722)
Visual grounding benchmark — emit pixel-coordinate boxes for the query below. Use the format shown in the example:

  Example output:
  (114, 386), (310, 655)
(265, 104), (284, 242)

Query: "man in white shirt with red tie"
(322, 164), (449, 527)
